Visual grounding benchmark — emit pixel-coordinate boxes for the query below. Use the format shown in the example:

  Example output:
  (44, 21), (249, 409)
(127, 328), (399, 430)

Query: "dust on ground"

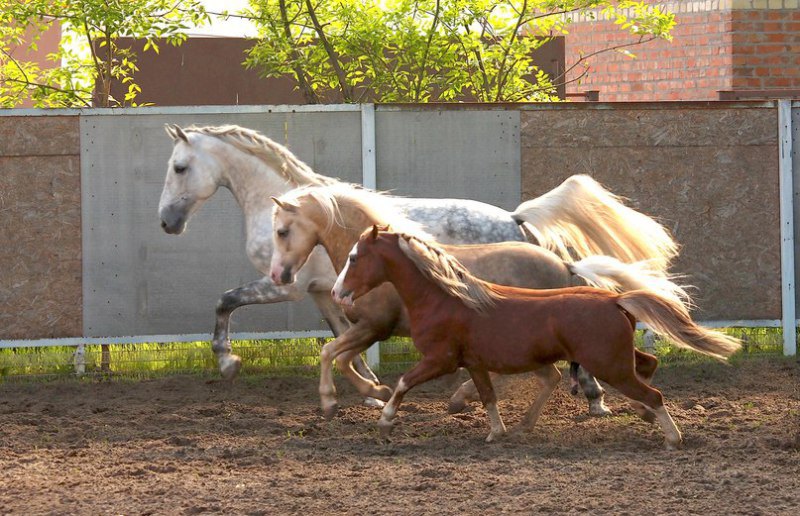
(1, 356), (799, 515)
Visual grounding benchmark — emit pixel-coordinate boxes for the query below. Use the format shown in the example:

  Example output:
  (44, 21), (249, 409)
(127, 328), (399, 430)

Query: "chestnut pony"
(332, 228), (741, 449)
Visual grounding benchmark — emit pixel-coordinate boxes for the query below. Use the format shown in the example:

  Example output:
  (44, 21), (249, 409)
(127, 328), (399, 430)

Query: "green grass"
(0, 327), (787, 381)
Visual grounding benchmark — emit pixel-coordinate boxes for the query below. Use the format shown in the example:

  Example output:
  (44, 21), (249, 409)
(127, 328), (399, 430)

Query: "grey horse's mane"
(185, 125), (338, 187)
(279, 184), (432, 239)
(395, 232), (503, 313)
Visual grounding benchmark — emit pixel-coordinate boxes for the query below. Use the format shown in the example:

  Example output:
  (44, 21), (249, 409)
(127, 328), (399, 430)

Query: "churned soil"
(1, 356), (799, 515)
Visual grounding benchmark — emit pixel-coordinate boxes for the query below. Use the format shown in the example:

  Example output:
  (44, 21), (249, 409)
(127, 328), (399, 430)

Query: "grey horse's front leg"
(212, 277), (304, 380)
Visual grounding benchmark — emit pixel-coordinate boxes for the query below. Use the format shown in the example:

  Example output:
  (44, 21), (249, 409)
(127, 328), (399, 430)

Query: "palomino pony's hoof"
(664, 439), (684, 451)
(363, 397), (385, 409)
(485, 430), (506, 443)
(373, 385), (393, 403)
(447, 398), (467, 414)
(322, 403), (339, 421)
(219, 354), (242, 381)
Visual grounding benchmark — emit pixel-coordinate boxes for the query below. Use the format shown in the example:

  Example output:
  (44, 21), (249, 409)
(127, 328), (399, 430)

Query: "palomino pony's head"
(270, 184), (432, 286)
(331, 226), (394, 306)
(269, 192), (325, 285)
(158, 124), (224, 234)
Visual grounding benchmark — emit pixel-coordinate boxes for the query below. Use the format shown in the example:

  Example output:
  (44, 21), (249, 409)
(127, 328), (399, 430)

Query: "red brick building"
(565, 0), (800, 101)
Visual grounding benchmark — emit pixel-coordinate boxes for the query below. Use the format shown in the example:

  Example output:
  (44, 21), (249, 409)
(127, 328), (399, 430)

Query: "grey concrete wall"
(80, 111), (362, 337)
(0, 116), (82, 339)
(375, 109), (520, 210)
(520, 104), (780, 321)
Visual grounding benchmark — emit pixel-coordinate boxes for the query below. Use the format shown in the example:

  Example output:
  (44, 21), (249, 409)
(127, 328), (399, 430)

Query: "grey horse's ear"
(165, 124), (189, 143)
(271, 196), (298, 212)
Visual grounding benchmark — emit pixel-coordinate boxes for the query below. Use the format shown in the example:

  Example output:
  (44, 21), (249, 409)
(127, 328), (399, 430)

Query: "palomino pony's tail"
(569, 256), (693, 307)
(511, 175), (678, 273)
(617, 291), (741, 361)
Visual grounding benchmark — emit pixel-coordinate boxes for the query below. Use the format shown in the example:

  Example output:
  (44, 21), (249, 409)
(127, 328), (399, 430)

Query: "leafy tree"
(243, 0), (675, 103)
(0, 0), (209, 107)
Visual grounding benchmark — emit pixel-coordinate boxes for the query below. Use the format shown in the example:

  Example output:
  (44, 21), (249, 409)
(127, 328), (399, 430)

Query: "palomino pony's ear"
(271, 196), (299, 212)
(164, 124), (189, 144)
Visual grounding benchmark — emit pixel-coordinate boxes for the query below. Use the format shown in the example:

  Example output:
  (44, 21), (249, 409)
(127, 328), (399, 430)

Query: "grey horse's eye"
(277, 228), (289, 238)
(174, 164), (188, 174)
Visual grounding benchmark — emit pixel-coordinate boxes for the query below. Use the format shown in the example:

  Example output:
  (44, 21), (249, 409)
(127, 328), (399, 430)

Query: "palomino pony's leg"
(448, 372), (503, 414)
(514, 364), (561, 433)
(378, 357), (454, 439)
(318, 323), (393, 420)
(465, 367), (507, 443)
(307, 290), (384, 406)
(211, 277), (304, 380)
(449, 366), (610, 418)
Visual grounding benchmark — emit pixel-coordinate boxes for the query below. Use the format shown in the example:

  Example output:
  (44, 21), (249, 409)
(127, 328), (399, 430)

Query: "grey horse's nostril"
(161, 220), (167, 229)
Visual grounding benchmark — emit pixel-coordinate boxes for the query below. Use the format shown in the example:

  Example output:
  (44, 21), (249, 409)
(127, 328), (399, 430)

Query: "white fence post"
(361, 103), (381, 370)
(74, 344), (86, 375)
(778, 99), (796, 356)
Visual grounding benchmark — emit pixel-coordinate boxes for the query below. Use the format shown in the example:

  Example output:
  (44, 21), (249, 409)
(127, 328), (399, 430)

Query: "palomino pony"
(157, 124), (677, 397)
(270, 183), (689, 419)
(332, 228), (741, 449)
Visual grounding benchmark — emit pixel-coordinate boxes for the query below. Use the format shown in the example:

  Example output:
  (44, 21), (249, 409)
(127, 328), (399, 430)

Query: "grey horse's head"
(158, 124), (222, 234)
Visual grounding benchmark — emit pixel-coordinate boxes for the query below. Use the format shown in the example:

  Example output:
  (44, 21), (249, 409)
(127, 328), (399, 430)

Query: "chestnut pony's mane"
(393, 232), (503, 313)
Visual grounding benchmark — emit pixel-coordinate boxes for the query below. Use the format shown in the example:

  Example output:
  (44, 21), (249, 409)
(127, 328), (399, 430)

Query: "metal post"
(778, 100), (796, 356)
(361, 103), (381, 369)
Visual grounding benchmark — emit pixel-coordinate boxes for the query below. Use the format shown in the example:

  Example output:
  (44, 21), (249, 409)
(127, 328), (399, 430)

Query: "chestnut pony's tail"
(617, 291), (741, 361)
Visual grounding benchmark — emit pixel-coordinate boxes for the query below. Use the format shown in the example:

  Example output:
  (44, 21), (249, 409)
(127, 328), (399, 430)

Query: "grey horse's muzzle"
(159, 204), (188, 235)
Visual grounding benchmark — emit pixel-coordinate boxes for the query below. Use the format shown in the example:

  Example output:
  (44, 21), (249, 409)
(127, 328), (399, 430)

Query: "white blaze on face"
(332, 243), (358, 304)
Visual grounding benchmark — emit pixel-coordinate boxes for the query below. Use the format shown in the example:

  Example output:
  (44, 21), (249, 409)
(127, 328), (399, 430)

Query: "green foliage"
(244, 0), (675, 103)
(0, 0), (209, 108)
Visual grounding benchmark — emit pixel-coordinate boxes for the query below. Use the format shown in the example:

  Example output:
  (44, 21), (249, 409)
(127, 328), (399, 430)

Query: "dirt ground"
(1, 356), (799, 515)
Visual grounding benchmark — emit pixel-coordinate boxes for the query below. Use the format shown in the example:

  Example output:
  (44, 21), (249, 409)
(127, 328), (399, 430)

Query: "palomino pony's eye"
(174, 164), (188, 174)
(277, 228), (290, 238)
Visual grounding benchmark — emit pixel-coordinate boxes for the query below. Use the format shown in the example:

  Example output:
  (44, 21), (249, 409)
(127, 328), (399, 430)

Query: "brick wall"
(565, 0), (800, 101)
(731, 6), (800, 90)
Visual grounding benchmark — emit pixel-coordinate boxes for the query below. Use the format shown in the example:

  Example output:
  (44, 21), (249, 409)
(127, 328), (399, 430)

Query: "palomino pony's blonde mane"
(279, 183), (433, 238)
(395, 233), (503, 314)
(185, 125), (338, 187)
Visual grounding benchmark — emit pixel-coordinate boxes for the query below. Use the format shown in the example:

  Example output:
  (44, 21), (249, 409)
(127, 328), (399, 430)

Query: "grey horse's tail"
(511, 175), (678, 273)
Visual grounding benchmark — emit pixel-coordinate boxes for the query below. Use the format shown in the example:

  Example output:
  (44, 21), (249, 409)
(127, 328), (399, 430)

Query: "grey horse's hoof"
(219, 354), (242, 381)
(588, 402), (612, 418)
(322, 402), (339, 421)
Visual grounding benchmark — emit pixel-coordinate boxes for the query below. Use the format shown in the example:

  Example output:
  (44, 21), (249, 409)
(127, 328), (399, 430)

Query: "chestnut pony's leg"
(378, 357), (454, 439)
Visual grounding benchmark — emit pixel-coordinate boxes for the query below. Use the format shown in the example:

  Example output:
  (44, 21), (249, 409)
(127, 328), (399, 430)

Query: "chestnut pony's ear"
(370, 225), (380, 240)
(271, 196), (298, 212)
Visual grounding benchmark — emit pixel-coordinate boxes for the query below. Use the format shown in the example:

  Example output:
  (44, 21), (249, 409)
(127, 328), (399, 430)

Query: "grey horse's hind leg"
(212, 277), (304, 380)
(576, 367), (611, 417)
